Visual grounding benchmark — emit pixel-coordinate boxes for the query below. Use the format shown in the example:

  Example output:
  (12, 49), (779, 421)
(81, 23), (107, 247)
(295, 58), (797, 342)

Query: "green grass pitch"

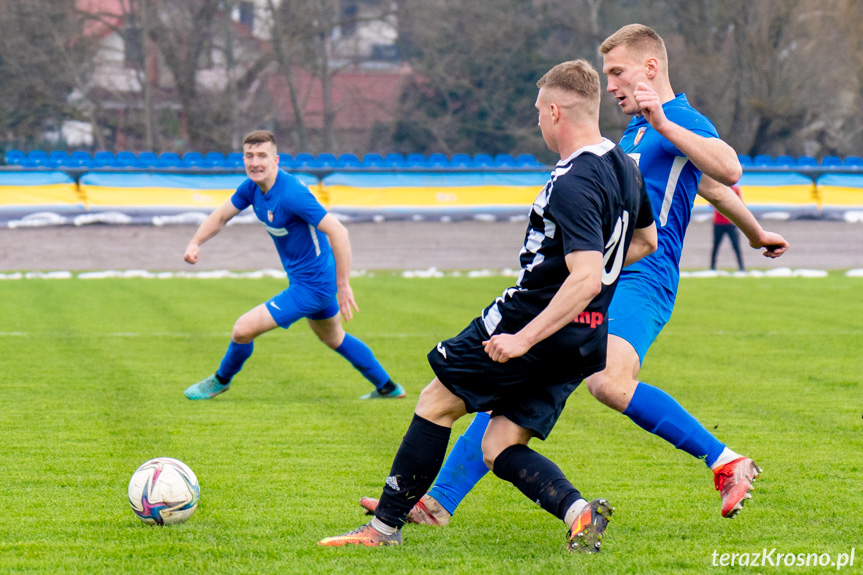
(0, 274), (860, 574)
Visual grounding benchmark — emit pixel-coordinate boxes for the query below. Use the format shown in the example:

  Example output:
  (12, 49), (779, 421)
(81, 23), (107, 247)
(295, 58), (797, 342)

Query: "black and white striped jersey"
(480, 138), (653, 369)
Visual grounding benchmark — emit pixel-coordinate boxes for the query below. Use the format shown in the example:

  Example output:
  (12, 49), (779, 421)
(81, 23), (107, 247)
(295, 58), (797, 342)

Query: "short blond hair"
(536, 59), (600, 107)
(599, 23), (668, 69)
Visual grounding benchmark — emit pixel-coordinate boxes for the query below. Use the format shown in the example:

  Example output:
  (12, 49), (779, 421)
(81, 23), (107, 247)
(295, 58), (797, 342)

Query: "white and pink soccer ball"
(128, 457), (200, 525)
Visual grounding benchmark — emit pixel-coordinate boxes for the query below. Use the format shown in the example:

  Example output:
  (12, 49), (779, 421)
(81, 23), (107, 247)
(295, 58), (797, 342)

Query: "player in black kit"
(319, 59), (657, 553)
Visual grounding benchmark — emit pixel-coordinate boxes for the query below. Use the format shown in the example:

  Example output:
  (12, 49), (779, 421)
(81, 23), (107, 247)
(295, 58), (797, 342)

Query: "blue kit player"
(360, 24), (790, 525)
(183, 130), (403, 401)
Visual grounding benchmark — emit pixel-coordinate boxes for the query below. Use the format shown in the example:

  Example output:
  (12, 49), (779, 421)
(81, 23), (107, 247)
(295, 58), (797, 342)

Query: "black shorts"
(427, 317), (602, 440)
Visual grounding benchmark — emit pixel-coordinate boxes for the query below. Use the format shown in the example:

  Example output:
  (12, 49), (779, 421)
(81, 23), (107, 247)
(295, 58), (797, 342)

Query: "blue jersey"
(619, 93), (719, 292)
(231, 170), (335, 289)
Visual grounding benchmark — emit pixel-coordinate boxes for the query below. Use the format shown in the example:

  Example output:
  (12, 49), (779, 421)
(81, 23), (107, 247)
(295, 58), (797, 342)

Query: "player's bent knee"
(415, 380), (464, 426)
(585, 371), (634, 412)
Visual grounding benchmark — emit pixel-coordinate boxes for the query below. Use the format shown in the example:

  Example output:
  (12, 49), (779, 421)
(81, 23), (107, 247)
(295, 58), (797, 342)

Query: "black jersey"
(480, 138), (653, 371)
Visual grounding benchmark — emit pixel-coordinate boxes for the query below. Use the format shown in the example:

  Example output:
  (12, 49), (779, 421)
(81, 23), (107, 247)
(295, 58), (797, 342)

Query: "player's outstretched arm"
(698, 176), (789, 258)
(483, 250), (602, 363)
(317, 214), (358, 321)
(184, 198), (241, 264)
(624, 222), (657, 267)
(633, 82), (741, 186)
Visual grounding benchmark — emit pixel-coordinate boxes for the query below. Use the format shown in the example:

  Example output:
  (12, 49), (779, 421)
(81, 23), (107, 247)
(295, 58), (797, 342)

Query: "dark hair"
(243, 130), (277, 149)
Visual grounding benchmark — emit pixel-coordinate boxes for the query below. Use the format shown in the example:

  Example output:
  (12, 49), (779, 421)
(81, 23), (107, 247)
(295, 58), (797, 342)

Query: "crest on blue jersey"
(267, 210), (274, 222)
(634, 127), (647, 147)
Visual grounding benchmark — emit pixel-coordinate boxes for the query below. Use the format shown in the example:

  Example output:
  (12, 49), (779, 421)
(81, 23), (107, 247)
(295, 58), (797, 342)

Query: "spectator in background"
(710, 184), (746, 272)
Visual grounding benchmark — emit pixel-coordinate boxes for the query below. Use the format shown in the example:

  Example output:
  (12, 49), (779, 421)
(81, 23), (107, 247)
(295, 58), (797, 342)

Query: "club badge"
(633, 127), (647, 147)
(267, 210), (274, 222)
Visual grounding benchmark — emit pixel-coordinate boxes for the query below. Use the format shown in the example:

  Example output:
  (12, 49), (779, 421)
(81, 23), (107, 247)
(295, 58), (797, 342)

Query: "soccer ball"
(128, 457), (200, 525)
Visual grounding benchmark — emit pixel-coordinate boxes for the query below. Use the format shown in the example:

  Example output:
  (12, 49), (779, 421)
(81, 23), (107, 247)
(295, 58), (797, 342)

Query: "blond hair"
(599, 23), (668, 70)
(536, 59), (600, 108)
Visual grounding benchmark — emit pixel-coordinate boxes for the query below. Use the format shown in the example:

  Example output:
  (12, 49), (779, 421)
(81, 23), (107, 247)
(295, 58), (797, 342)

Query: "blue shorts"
(607, 273), (676, 365)
(265, 285), (339, 328)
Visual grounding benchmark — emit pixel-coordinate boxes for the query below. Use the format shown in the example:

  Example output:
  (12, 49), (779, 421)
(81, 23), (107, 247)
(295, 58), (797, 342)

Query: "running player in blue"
(359, 23), (790, 525)
(183, 130), (403, 401)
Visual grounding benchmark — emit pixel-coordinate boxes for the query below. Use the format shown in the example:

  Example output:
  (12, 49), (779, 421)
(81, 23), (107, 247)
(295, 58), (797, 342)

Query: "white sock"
(563, 498), (589, 529)
(710, 447), (742, 471)
(370, 516), (397, 535)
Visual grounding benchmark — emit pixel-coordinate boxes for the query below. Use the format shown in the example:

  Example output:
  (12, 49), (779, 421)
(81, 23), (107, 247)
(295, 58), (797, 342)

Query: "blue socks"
(216, 341), (254, 383)
(428, 411), (491, 515)
(623, 382), (726, 467)
(334, 333), (390, 389)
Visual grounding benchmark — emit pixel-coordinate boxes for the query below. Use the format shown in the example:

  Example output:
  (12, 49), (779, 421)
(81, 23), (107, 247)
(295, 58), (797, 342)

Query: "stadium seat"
(752, 154), (774, 166)
(472, 153), (494, 167)
(317, 153), (338, 167)
(427, 153), (450, 167)
(844, 155), (863, 167)
(773, 155), (794, 167)
(25, 150), (49, 168)
(494, 153), (516, 167)
(516, 154), (543, 167)
(405, 153), (428, 167)
(450, 153), (473, 167)
(337, 154), (362, 168)
(278, 153), (294, 168)
(92, 151), (116, 167)
(293, 153), (320, 168)
(113, 151), (136, 167)
(384, 153), (406, 167)
(48, 151), (71, 167)
(182, 152), (205, 168)
(136, 151), (158, 168)
(737, 154), (753, 166)
(356, 153), (380, 167)
(796, 156), (817, 167)
(203, 152), (227, 168)
(4, 149), (26, 166)
(71, 151), (95, 168)
(225, 152), (244, 168)
(821, 155), (842, 167)
(156, 152), (182, 168)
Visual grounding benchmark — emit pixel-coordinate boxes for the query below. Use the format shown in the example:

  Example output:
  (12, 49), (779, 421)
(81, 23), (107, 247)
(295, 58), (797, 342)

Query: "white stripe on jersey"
(659, 156), (689, 226)
(308, 223), (322, 256)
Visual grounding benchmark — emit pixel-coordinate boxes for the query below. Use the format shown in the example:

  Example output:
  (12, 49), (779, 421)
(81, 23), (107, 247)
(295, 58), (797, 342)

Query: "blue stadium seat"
(25, 150), (49, 168)
(136, 151), (158, 168)
(821, 155), (842, 167)
(182, 152), (205, 168)
(277, 153), (294, 168)
(384, 153), (406, 167)
(317, 153), (338, 167)
(450, 153), (473, 167)
(337, 154), (361, 168)
(203, 152), (227, 168)
(114, 151), (137, 167)
(356, 153), (380, 167)
(48, 151), (71, 167)
(494, 153), (516, 167)
(796, 156), (817, 167)
(92, 151), (116, 167)
(844, 155), (863, 167)
(427, 153), (450, 167)
(516, 154), (543, 167)
(293, 152), (319, 168)
(70, 150), (94, 168)
(4, 149), (26, 166)
(773, 155), (794, 167)
(752, 154), (774, 166)
(737, 154), (753, 166)
(225, 152), (244, 168)
(472, 153), (494, 167)
(405, 153), (428, 167)
(156, 152), (182, 168)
